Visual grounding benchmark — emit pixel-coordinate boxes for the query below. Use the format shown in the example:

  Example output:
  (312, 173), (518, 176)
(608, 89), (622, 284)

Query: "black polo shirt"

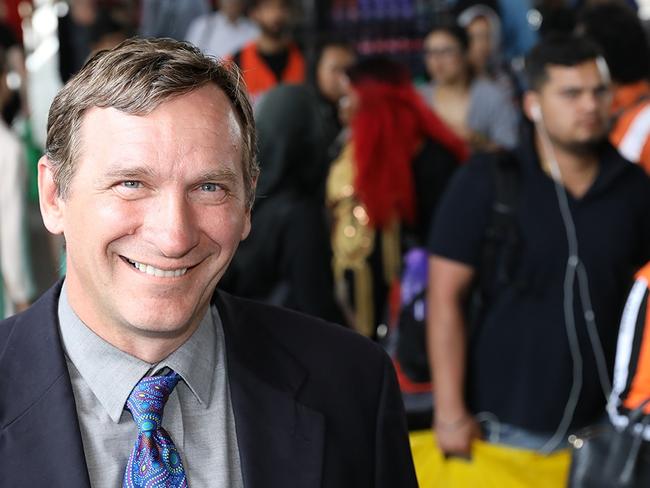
(428, 138), (650, 433)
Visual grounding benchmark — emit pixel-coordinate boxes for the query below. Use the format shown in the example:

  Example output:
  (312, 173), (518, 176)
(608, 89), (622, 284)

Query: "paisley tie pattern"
(123, 372), (188, 488)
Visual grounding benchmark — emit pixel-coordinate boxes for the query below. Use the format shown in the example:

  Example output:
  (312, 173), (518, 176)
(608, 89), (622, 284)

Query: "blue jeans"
(479, 416), (568, 453)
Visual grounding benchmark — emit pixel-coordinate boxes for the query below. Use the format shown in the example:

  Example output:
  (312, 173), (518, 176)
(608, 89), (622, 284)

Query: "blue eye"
(201, 183), (220, 192)
(121, 181), (142, 188)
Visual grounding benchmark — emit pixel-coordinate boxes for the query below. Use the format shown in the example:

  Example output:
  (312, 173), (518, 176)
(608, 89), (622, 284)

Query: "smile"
(125, 258), (188, 278)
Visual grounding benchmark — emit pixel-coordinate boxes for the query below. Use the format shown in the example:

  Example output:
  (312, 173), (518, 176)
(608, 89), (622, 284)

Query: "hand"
(434, 412), (482, 459)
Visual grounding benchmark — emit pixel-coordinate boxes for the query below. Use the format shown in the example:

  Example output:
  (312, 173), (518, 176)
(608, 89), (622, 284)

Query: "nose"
(582, 91), (600, 113)
(146, 191), (200, 258)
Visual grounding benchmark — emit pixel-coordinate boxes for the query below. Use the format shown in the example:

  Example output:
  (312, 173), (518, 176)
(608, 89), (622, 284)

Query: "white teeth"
(127, 258), (188, 278)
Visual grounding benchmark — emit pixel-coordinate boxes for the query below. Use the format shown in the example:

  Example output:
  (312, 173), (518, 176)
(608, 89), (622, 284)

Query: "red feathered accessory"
(351, 80), (468, 229)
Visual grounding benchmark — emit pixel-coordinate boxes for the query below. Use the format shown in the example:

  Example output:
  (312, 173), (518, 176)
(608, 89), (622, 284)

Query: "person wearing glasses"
(418, 22), (519, 153)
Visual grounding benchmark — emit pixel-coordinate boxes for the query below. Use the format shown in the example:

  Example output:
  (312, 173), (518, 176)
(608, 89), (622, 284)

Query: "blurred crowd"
(1, 0), (650, 484)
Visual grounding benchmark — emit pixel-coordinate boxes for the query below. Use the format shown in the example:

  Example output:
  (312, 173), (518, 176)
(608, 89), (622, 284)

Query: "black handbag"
(568, 399), (650, 488)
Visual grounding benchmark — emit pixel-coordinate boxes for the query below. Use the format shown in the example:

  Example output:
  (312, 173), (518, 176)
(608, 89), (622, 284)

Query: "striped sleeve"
(610, 102), (650, 174)
(608, 264), (650, 436)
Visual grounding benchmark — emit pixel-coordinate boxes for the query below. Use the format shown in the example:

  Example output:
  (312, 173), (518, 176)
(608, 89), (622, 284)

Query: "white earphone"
(530, 102), (542, 123)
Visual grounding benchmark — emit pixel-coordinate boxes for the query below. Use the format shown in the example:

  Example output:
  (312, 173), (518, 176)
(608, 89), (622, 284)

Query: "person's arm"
(427, 255), (481, 456)
(0, 140), (35, 314)
(425, 156), (493, 455)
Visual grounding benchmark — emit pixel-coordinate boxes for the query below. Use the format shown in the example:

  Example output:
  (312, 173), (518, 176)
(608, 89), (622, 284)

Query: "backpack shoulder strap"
(467, 150), (522, 330)
(492, 150), (520, 218)
(481, 150), (521, 286)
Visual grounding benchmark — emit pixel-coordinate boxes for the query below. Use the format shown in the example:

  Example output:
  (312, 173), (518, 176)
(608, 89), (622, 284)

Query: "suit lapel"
(0, 281), (91, 486)
(216, 291), (325, 488)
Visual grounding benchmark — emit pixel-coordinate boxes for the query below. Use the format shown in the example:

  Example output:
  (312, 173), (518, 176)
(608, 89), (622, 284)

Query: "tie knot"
(126, 372), (180, 433)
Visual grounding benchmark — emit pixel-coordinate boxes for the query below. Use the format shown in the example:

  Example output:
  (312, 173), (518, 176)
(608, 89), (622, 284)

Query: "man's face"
(317, 46), (356, 104)
(42, 85), (251, 342)
(531, 60), (611, 152)
(467, 17), (492, 72)
(220, 0), (245, 21)
(251, 0), (291, 39)
(423, 31), (466, 85)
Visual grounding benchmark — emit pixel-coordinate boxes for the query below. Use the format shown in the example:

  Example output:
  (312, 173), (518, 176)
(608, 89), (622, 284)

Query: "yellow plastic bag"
(409, 430), (571, 488)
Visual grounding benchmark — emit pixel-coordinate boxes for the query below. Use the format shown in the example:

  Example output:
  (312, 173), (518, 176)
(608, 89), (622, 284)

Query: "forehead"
(541, 60), (608, 91)
(321, 46), (355, 65)
(77, 85), (243, 176)
(425, 31), (460, 47)
(468, 16), (490, 31)
(254, 0), (289, 11)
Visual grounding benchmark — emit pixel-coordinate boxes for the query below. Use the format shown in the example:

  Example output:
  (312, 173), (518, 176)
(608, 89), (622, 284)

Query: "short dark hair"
(309, 38), (356, 84)
(426, 23), (470, 52)
(525, 33), (603, 91)
(315, 38), (355, 65)
(346, 56), (411, 86)
(577, 3), (650, 84)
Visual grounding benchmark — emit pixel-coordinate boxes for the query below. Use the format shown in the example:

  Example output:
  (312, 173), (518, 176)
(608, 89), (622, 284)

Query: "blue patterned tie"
(123, 371), (188, 488)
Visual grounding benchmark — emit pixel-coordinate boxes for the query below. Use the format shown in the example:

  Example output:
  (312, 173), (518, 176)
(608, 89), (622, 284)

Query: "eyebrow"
(194, 168), (240, 183)
(98, 165), (241, 185)
(558, 83), (609, 93)
(101, 165), (158, 181)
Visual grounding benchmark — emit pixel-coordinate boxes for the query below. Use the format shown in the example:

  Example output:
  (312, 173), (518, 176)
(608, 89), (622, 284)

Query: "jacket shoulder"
(217, 291), (388, 370)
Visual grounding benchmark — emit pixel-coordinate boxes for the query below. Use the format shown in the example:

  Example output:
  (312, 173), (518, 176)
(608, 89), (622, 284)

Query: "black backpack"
(395, 151), (522, 386)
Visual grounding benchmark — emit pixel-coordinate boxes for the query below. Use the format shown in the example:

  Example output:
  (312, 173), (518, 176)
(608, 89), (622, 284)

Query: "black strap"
(467, 151), (522, 331)
(620, 398), (650, 485)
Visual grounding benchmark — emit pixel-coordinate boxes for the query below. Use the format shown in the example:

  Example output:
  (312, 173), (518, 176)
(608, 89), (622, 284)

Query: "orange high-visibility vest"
(610, 263), (650, 416)
(609, 81), (650, 175)
(238, 41), (305, 101)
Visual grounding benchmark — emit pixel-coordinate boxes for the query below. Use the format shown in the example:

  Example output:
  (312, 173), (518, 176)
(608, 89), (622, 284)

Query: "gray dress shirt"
(58, 284), (243, 488)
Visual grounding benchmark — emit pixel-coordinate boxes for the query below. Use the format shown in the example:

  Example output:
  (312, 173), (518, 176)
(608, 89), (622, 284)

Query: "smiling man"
(0, 38), (417, 488)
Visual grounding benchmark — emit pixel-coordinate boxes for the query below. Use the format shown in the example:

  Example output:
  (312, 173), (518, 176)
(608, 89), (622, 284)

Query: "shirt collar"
(57, 282), (218, 423)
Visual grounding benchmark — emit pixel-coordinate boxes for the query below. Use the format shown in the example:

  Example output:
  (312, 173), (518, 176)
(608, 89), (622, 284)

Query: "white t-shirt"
(0, 121), (34, 317)
(185, 11), (260, 59)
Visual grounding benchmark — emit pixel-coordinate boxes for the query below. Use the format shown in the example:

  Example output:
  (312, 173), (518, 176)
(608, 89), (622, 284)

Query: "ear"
(38, 156), (65, 235)
(523, 92), (541, 123)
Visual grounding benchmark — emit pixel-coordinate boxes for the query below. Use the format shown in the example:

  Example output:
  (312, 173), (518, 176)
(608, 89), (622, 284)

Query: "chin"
(127, 315), (196, 338)
(563, 135), (606, 155)
(121, 301), (205, 337)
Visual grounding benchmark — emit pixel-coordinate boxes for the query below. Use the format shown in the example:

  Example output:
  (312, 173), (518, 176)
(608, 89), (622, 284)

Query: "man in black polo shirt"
(426, 33), (650, 468)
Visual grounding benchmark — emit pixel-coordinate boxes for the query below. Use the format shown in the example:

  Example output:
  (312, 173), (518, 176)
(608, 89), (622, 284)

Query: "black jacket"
(0, 281), (417, 487)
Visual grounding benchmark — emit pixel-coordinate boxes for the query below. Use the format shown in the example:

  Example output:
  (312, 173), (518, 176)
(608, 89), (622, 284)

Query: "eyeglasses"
(423, 47), (461, 58)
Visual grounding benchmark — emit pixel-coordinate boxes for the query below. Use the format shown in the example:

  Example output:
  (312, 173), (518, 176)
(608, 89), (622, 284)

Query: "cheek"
(200, 209), (248, 249)
(448, 58), (463, 72)
(65, 197), (139, 250)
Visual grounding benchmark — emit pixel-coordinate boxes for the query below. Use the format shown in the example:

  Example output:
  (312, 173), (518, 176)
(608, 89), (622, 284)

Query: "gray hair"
(45, 37), (259, 207)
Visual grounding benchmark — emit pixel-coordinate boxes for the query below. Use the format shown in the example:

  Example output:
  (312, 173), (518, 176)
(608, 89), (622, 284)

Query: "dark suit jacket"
(0, 281), (418, 487)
